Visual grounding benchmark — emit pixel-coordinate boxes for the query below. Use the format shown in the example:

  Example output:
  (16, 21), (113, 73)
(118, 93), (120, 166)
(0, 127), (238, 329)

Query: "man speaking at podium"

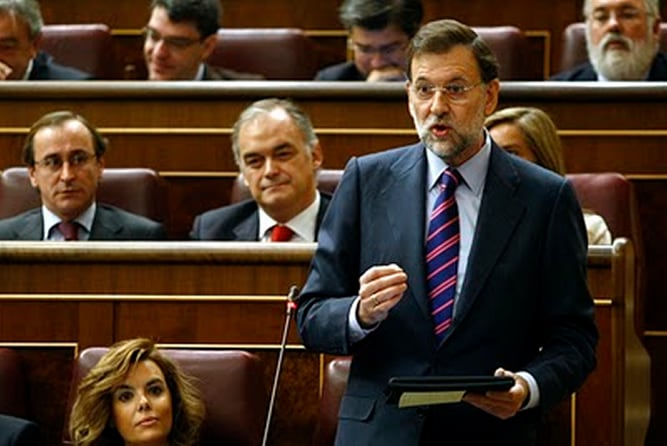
(297, 19), (598, 446)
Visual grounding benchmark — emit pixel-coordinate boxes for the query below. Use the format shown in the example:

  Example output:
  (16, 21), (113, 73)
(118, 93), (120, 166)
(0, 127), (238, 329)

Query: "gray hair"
(583, 0), (660, 17)
(231, 98), (318, 166)
(0, 0), (43, 39)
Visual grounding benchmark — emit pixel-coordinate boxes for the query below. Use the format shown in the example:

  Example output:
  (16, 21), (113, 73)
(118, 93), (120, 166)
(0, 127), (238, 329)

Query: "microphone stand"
(261, 285), (299, 446)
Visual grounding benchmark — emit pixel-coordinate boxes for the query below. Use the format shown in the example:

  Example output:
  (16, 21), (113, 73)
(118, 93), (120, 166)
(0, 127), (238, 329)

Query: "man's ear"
(310, 142), (323, 170)
(200, 34), (218, 60)
(652, 16), (661, 38)
(29, 32), (42, 59)
(28, 166), (38, 188)
(484, 79), (501, 116)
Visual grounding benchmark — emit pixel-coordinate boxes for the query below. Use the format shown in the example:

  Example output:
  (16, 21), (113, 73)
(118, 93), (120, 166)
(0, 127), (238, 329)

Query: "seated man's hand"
(0, 61), (13, 80)
(366, 66), (406, 82)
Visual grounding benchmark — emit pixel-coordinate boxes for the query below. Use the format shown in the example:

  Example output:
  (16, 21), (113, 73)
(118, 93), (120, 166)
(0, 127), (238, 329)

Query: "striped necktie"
(425, 168), (461, 343)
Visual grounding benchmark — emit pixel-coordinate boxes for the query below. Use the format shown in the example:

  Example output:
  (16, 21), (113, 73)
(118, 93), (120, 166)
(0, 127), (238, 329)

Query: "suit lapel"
(314, 194), (331, 238)
(16, 211), (44, 240)
(89, 206), (123, 240)
(454, 145), (526, 327)
(233, 208), (260, 241)
(383, 144), (431, 320)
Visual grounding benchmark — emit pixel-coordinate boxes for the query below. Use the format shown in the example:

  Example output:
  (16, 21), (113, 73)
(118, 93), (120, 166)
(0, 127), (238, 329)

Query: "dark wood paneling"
(0, 241), (651, 446)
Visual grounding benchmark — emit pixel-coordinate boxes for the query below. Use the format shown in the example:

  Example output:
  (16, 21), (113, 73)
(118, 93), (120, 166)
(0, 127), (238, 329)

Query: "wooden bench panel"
(0, 240), (649, 446)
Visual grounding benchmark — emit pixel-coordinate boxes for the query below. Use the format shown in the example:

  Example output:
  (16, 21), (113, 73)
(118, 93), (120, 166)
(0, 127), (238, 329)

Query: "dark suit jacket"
(0, 415), (39, 446)
(202, 64), (264, 80)
(551, 51), (667, 80)
(189, 194), (331, 240)
(315, 61), (365, 81)
(28, 51), (92, 80)
(0, 203), (166, 240)
(296, 142), (598, 445)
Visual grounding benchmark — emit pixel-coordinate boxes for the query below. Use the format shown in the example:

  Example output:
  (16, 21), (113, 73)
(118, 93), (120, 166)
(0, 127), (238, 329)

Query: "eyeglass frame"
(587, 6), (653, 26)
(409, 80), (485, 103)
(32, 150), (98, 173)
(142, 26), (203, 51)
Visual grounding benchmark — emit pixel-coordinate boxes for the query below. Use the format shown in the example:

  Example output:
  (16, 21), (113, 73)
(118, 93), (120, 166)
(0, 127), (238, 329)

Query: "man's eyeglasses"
(349, 40), (407, 57)
(142, 27), (202, 51)
(410, 81), (483, 102)
(34, 152), (96, 173)
(589, 8), (650, 26)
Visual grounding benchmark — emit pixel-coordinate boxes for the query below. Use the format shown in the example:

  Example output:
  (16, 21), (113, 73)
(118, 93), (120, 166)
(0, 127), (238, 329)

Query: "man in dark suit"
(0, 415), (39, 446)
(0, 0), (91, 80)
(315, 0), (422, 82)
(143, 0), (261, 81)
(552, 0), (667, 80)
(191, 98), (329, 242)
(297, 19), (598, 445)
(0, 111), (165, 241)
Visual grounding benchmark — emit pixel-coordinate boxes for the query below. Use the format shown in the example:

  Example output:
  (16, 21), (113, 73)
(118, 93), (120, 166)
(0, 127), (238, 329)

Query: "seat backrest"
(472, 26), (532, 80)
(40, 24), (114, 79)
(0, 167), (167, 223)
(65, 347), (267, 446)
(566, 172), (645, 334)
(558, 22), (667, 72)
(230, 169), (343, 203)
(311, 356), (351, 446)
(0, 348), (29, 418)
(566, 172), (640, 246)
(206, 28), (320, 80)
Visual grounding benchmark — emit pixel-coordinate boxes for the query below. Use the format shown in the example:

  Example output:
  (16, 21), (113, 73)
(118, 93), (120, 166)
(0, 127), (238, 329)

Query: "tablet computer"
(386, 375), (515, 408)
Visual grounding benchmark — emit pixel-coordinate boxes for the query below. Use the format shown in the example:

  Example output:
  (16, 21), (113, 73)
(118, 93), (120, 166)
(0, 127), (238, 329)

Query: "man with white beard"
(552, 0), (667, 80)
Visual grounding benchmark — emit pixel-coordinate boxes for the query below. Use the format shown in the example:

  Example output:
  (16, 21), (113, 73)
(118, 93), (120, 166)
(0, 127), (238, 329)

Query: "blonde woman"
(69, 338), (204, 446)
(486, 107), (611, 244)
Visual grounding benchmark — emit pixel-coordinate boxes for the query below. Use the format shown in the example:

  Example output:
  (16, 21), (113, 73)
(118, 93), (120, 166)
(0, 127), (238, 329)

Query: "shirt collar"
(22, 59), (34, 80)
(43, 202), (96, 240)
(194, 64), (206, 80)
(258, 192), (321, 242)
(425, 130), (491, 197)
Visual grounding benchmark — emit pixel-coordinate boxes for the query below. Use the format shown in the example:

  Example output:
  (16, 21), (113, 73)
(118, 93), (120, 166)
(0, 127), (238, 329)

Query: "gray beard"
(587, 31), (659, 80)
(419, 128), (471, 164)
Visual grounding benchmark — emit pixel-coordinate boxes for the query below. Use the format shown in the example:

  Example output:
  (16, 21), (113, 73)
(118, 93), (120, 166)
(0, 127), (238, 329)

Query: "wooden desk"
(1, 81), (666, 174)
(0, 240), (648, 446)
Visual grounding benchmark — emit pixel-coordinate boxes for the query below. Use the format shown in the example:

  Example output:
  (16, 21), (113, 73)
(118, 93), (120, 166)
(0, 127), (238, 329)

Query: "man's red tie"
(270, 224), (294, 242)
(58, 221), (79, 241)
(425, 168), (461, 343)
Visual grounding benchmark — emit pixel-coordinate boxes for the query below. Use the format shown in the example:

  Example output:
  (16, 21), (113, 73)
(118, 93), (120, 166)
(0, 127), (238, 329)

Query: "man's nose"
(153, 40), (170, 57)
(263, 158), (279, 176)
(369, 52), (388, 68)
(429, 90), (451, 115)
(59, 162), (75, 181)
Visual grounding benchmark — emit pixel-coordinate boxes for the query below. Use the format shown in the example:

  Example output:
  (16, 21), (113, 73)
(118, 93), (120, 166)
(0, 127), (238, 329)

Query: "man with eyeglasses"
(0, 111), (166, 241)
(144, 0), (261, 80)
(552, 0), (667, 80)
(297, 19), (597, 446)
(315, 0), (422, 82)
(0, 0), (91, 80)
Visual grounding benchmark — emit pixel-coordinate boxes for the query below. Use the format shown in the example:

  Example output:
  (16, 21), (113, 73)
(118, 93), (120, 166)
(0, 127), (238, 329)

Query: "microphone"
(261, 285), (300, 446)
